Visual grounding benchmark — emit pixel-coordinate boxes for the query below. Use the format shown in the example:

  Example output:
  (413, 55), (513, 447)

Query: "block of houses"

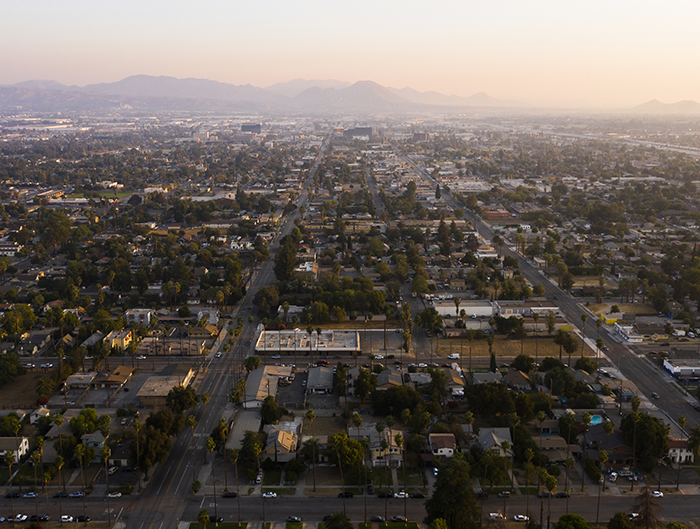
(429, 433), (457, 458)
(0, 437), (29, 463)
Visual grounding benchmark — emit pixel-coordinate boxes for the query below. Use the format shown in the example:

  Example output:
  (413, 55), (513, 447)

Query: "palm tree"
(596, 450), (608, 524)
(206, 438), (218, 527)
(306, 326), (314, 361)
(564, 457), (575, 514)
(187, 414), (197, 484)
(31, 450), (41, 520)
(500, 440), (511, 516)
(55, 455), (65, 524)
(395, 432), (407, 525)
(229, 448), (241, 524)
(677, 415), (687, 490)
(524, 448), (534, 518)
(198, 509), (210, 529)
(6, 451), (15, 527)
(352, 413), (363, 489)
(306, 409), (317, 491)
(36, 436), (45, 492)
(532, 312), (540, 365)
(134, 418), (142, 491)
(630, 411), (640, 491)
(545, 474), (557, 529)
(43, 472), (51, 526)
(102, 446), (112, 526)
(580, 314), (588, 357)
(74, 444), (89, 526)
(581, 412), (591, 491)
(201, 392), (211, 428)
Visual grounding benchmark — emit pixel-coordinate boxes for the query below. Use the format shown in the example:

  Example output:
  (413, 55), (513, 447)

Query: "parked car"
(476, 491), (488, 500)
(489, 513), (504, 521)
(222, 491), (237, 498)
(60, 515), (74, 523)
(366, 485), (375, 494)
(338, 491), (353, 498)
(23, 492), (37, 498)
(514, 515), (529, 522)
(69, 491), (84, 498)
(77, 515), (91, 523)
(29, 515), (50, 522)
(5, 492), (19, 498)
(498, 491), (511, 498)
(371, 516), (385, 523)
(107, 491), (122, 498)
(377, 491), (393, 498)
(287, 516), (302, 522)
(262, 492), (277, 498)
(108, 466), (118, 475)
(555, 492), (570, 498)
(411, 493), (425, 499)
(391, 516), (407, 522)
(53, 492), (68, 498)
(394, 491), (408, 498)
(650, 491), (664, 498)
(652, 393), (660, 399)
(537, 491), (550, 498)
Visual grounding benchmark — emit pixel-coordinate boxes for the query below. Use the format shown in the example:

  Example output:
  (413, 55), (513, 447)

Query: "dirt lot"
(301, 415), (347, 436)
(588, 302), (656, 315)
(434, 334), (595, 358)
(0, 371), (44, 410)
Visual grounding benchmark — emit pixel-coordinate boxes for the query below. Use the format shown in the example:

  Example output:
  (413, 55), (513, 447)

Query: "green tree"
(325, 512), (353, 529)
(425, 458), (479, 529)
(554, 514), (589, 529)
(633, 486), (664, 529)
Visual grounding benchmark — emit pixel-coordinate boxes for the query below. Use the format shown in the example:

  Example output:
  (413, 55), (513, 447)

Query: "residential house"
(262, 429), (298, 462)
(471, 372), (504, 385)
(504, 370), (532, 391)
(125, 309), (157, 326)
(478, 427), (513, 458)
(243, 366), (293, 408)
(444, 368), (465, 397)
(430, 433), (457, 458)
(104, 329), (134, 350)
(92, 366), (134, 389)
(375, 369), (402, 390)
(306, 366), (333, 395)
(348, 424), (403, 467)
(29, 407), (50, 425)
(0, 437), (29, 463)
(668, 438), (695, 464)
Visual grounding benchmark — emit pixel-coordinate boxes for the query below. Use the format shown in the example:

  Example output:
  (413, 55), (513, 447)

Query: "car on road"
(391, 516), (407, 522)
(53, 492), (68, 498)
(411, 493), (425, 499)
(537, 491), (550, 498)
(514, 515), (529, 522)
(371, 516), (385, 522)
(555, 492), (570, 498)
(11, 514), (28, 522)
(287, 516), (302, 522)
(651, 392), (660, 399)
(498, 491), (511, 498)
(61, 515), (74, 523)
(77, 515), (91, 522)
(433, 467), (439, 476)
(108, 466), (118, 474)
(394, 491), (408, 498)
(136, 355), (146, 360)
(29, 515), (50, 522)
(271, 355), (281, 359)
(107, 491), (122, 498)
(216, 352), (222, 358)
(5, 492), (19, 498)
(317, 360), (329, 365)
(68, 491), (84, 498)
(489, 514), (504, 521)
(476, 491), (488, 500)
(222, 491), (237, 498)
(629, 514), (639, 520)
(262, 492), (277, 498)
(23, 492), (37, 498)
(448, 353), (459, 359)
(377, 491), (393, 498)
(338, 491), (353, 498)
(374, 355), (384, 360)
(650, 490), (663, 498)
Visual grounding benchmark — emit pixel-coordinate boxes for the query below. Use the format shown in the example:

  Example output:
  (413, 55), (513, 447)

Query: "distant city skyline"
(2, 0), (699, 109)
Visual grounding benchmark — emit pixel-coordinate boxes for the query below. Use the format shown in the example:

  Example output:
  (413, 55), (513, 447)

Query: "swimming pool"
(590, 414), (603, 425)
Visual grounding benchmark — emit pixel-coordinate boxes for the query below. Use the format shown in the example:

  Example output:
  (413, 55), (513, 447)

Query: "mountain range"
(0, 75), (521, 114)
(1, 75), (699, 115)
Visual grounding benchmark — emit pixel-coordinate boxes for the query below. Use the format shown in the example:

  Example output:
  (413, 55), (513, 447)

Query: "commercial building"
(243, 366), (293, 409)
(254, 329), (360, 356)
(612, 322), (643, 344)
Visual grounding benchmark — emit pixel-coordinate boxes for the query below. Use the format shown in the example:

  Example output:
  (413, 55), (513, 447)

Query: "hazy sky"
(2, 0), (699, 108)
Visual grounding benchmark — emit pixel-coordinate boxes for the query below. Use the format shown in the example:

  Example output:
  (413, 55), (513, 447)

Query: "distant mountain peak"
(631, 99), (700, 114)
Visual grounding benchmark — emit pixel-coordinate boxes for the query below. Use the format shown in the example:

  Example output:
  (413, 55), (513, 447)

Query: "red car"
(316, 360), (329, 365)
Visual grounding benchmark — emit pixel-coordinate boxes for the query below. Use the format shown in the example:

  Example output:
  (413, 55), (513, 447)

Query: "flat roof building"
(254, 329), (360, 356)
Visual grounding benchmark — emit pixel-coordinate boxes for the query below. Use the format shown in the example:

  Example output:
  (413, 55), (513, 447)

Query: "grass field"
(66, 190), (132, 199)
(262, 470), (281, 486)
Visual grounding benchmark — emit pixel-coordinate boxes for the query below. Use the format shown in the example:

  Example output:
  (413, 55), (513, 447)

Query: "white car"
(374, 355), (384, 360)
(23, 492), (37, 498)
(394, 491), (408, 498)
(262, 492), (277, 498)
(108, 466), (118, 475)
(514, 515), (529, 522)
(13, 514), (28, 522)
(650, 490), (663, 498)
(68, 491), (84, 498)
(61, 515), (75, 523)
(448, 353), (459, 359)
(107, 491), (122, 498)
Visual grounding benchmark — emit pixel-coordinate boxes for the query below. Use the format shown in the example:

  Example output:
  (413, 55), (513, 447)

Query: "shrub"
(584, 458), (601, 482)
